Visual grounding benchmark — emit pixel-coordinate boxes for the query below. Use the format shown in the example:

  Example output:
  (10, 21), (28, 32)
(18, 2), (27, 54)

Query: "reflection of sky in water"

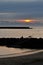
(0, 46), (32, 55)
(0, 46), (32, 58)
(0, 2), (43, 27)
(0, 29), (43, 38)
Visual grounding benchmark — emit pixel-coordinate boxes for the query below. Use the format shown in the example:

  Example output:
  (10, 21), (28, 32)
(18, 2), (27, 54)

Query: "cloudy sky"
(0, 0), (43, 27)
(0, 0), (38, 1)
(0, 0), (43, 2)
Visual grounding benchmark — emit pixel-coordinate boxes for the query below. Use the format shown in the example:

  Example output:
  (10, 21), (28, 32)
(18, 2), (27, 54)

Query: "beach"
(0, 51), (43, 65)
(0, 28), (43, 65)
(0, 47), (43, 65)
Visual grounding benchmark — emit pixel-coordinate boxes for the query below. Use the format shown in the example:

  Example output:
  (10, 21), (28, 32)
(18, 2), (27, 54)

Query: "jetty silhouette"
(0, 37), (43, 49)
(0, 27), (32, 29)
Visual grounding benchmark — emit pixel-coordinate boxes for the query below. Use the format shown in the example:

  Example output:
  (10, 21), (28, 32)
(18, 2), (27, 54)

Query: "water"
(0, 28), (43, 38)
(0, 46), (36, 58)
(0, 46), (43, 58)
(0, 28), (43, 58)
(0, 46), (31, 55)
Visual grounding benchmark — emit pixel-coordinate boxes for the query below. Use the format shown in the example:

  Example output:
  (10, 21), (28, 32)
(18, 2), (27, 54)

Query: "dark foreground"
(0, 38), (43, 49)
(0, 52), (43, 65)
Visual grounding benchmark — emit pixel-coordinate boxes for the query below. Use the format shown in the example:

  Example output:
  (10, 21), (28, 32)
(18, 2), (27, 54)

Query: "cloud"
(0, 0), (42, 2)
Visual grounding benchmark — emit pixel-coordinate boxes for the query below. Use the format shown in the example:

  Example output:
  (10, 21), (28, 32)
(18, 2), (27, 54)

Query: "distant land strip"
(0, 27), (32, 29)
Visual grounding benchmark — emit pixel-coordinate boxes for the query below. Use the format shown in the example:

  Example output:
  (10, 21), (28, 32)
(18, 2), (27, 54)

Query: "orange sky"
(16, 19), (40, 23)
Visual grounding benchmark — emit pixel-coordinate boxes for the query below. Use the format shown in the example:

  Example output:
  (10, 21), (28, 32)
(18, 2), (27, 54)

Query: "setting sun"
(16, 19), (39, 23)
(24, 19), (32, 23)
(16, 19), (32, 23)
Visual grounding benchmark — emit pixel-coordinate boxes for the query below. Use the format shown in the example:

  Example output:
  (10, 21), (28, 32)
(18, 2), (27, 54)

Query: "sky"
(0, 0), (43, 2)
(0, 0), (43, 27)
(0, 0), (38, 2)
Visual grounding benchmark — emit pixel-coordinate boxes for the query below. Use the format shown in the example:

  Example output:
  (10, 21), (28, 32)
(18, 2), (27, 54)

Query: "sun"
(24, 19), (32, 23)
(16, 19), (39, 23)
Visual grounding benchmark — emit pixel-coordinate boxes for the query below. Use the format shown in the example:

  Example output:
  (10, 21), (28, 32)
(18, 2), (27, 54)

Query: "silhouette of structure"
(0, 37), (43, 49)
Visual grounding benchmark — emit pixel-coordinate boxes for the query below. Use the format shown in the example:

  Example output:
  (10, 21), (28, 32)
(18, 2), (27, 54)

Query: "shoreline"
(0, 51), (43, 65)
(0, 50), (43, 58)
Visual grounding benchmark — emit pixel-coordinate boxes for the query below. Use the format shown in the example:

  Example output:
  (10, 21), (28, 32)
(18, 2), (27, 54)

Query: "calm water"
(0, 28), (43, 38)
(0, 28), (43, 57)
(0, 46), (43, 58)
(0, 46), (31, 55)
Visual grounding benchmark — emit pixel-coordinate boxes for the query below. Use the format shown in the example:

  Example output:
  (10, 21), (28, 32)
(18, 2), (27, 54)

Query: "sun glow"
(16, 19), (39, 23)
(24, 19), (32, 22)
(16, 19), (32, 23)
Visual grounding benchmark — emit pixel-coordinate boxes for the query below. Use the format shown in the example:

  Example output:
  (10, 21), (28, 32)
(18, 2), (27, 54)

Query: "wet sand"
(0, 49), (43, 58)
(0, 51), (43, 65)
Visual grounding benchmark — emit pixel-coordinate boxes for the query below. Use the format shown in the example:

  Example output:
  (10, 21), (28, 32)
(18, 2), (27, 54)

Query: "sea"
(0, 27), (43, 38)
(0, 27), (43, 58)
